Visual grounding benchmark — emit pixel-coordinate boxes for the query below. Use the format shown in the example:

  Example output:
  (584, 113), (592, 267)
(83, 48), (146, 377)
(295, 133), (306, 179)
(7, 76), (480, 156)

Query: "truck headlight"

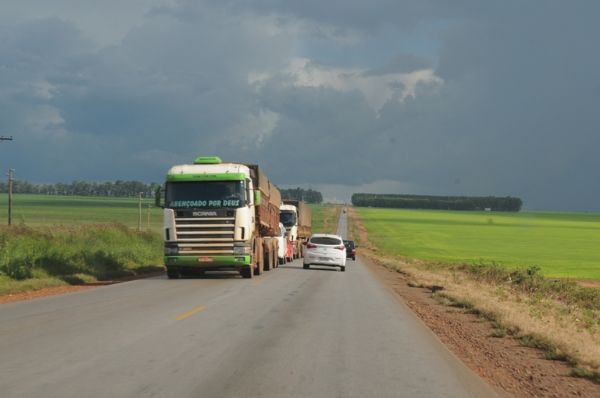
(233, 243), (252, 255)
(165, 246), (178, 255)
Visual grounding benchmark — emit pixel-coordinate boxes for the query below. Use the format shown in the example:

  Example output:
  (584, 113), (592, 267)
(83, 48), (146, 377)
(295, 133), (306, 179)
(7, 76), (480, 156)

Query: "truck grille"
(175, 217), (235, 255)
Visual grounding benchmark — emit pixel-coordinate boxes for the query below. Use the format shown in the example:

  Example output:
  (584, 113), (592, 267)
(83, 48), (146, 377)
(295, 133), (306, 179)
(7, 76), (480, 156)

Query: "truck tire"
(240, 266), (253, 279)
(166, 267), (179, 279)
(264, 249), (271, 271)
(340, 266), (346, 272)
(255, 240), (263, 275)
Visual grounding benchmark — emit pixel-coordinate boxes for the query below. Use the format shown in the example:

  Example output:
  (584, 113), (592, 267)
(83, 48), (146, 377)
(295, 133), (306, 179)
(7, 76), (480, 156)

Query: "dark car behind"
(343, 240), (356, 261)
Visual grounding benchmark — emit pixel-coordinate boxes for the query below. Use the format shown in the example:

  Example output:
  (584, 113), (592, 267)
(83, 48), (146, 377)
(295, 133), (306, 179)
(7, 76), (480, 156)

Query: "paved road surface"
(0, 212), (497, 397)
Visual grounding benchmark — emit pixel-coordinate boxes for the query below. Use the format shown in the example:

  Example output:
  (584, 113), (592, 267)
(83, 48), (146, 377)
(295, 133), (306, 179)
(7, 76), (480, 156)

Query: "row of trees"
(0, 180), (326, 204)
(280, 188), (323, 204)
(351, 193), (523, 212)
(0, 180), (160, 198)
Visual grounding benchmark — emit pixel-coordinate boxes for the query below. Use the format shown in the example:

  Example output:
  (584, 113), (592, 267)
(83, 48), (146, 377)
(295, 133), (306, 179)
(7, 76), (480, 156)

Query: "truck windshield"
(280, 211), (297, 227)
(166, 181), (246, 209)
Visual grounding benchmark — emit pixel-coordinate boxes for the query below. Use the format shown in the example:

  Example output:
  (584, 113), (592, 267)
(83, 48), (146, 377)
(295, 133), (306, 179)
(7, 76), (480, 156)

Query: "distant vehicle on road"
(303, 234), (347, 272)
(343, 239), (356, 261)
(280, 200), (312, 260)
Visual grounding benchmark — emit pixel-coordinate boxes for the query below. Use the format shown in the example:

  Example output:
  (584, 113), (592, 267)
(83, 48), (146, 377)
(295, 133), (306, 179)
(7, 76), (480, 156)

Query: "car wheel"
(303, 264), (310, 269)
(340, 266), (346, 272)
(352, 256), (356, 261)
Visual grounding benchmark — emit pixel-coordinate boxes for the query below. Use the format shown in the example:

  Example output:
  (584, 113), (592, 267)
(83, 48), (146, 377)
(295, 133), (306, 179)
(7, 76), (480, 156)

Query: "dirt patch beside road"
(364, 257), (600, 397)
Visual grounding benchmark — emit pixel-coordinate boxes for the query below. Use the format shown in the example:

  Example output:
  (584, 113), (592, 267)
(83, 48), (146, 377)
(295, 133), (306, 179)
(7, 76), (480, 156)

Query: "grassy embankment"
(0, 194), (164, 295)
(349, 207), (600, 380)
(310, 204), (342, 234)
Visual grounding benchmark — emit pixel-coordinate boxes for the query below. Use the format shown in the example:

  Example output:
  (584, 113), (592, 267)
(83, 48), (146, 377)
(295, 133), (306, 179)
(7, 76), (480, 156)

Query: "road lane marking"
(175, 305), (206, 321)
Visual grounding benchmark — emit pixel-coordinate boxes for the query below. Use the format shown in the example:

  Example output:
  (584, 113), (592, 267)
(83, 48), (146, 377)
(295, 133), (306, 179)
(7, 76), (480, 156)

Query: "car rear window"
(311, 237), (342, 245)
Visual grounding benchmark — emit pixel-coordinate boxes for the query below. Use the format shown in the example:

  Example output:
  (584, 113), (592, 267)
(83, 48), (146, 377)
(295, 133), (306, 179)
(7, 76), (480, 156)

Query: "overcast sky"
(1, 1), (599, 210)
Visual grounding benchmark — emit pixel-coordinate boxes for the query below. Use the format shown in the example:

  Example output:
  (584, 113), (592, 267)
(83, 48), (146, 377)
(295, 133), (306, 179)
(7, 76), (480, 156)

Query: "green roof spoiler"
(194, 156), (222, 164)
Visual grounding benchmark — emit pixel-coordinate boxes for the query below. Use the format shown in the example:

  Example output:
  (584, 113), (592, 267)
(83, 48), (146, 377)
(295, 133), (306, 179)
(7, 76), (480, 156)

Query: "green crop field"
(0, 194), (163, 233)
(0, 195), (339, 235)
(355, 207), (600, 279)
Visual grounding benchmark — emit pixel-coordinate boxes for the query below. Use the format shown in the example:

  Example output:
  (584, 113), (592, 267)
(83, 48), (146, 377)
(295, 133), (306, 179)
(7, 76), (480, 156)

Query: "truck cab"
(160, 156), (280, 279)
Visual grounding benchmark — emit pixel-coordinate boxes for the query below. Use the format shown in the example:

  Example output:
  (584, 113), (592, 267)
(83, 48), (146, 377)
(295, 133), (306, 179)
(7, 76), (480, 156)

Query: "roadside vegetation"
(0, 195), (164, 296)
(0, 224), (163, 295)
(348, 207), (600, 381)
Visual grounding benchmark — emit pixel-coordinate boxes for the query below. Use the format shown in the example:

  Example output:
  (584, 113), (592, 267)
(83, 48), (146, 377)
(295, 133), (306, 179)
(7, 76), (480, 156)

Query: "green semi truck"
(157, 156), (281, 279)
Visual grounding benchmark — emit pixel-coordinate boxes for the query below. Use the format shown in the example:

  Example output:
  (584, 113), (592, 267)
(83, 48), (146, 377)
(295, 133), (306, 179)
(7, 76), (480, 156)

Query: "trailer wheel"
(166, 267), (179, 279)
(255, 239), (263, 275)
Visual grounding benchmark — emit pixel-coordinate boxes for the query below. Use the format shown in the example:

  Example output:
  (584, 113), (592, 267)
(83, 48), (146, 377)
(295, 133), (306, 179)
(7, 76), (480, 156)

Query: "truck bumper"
(164, 255), (251, 268)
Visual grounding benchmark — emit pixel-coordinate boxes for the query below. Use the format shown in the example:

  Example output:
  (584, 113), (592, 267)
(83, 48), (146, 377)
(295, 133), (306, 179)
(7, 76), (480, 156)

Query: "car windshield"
(166, 181), (246, 209)
(311, 237), (342, 246)
(280, 211), (297, 227)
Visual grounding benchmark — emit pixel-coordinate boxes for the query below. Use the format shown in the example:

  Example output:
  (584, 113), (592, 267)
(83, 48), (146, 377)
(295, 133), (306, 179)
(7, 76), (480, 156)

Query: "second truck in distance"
(280, 199), (312, 260)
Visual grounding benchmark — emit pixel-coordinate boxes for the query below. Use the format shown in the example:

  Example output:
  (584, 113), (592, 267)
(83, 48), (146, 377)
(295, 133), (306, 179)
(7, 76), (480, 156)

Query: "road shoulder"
(362, 254), (600, 398)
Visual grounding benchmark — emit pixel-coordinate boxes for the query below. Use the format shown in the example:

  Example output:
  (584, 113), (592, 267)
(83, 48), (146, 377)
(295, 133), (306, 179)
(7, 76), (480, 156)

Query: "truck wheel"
(166, 267), (179, 279)
(264, 252), (271, 271)
(340, 266), (346, 272)
(240, 265), (253, 279)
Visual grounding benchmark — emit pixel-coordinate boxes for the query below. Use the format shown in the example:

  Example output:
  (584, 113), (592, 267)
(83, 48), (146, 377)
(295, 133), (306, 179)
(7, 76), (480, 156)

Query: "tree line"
(280, 188), (323, 204)
(0, 180), (160, 198)
(351, 193), (523, 212)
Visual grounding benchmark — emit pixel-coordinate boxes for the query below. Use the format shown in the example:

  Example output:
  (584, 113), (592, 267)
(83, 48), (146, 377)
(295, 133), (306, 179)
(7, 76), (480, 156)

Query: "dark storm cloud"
(1, 1), (600, 210)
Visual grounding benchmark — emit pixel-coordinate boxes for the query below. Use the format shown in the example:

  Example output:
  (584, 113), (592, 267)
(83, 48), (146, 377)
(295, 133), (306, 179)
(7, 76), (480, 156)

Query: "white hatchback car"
(303, 234), (347, 272)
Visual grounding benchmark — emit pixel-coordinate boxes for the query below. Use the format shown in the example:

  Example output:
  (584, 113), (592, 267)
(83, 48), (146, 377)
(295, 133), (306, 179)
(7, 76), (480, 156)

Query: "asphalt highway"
(0, 212), (497, 397)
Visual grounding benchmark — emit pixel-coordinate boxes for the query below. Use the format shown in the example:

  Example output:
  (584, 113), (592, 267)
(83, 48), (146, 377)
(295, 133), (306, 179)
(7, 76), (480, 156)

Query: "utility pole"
(1, 136), (14, 225)
(138, 192), (143, 232)
(7, 169), (14, 226)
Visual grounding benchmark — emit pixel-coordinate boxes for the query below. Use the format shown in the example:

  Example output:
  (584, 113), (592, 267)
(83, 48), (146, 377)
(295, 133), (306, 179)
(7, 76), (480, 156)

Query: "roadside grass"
(0, 224), (163, 296)
(354, 207), (600, 279)
(347, 207), (600, 381)
(310, 204), (342, 234)
(0, 194), (163, 233)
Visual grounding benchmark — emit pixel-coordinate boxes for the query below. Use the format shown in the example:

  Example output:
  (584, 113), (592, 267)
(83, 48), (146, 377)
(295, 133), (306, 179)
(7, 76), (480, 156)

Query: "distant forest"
(0, 180), (159, 198)
(0, 180), (325, 203)
(280, 188), (323, 204)
(352, 193), (523, 212)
